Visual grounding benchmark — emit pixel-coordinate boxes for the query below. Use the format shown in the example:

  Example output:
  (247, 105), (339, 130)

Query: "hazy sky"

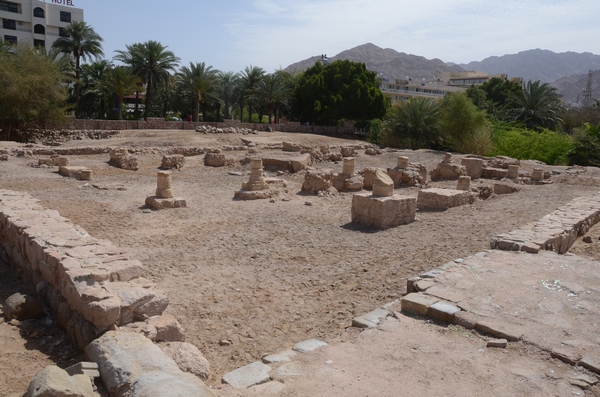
(72, 0), (599, 74)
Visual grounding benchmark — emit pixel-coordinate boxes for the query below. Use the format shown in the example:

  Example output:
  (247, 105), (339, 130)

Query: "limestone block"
(372, 170), (394, 197)
(363, 167), (385, 190)
(38, 158), (54, 166)
(342, 157), (355, 175)
(160, 342), (210, 381)
(344, 175), (364, 191)
(397, 156), (409, 168)
(293, 339), (328, 353)
(475, 320), (523, 341)
(262, 350), (297, 364)
(78, 169), (93, 181)
(417, 188), (475, 211)
(430, 162), (466, 181)
(351, 193), (416, 229)
(531, 167), (544, 181)
(222, 361), (271, 389)
(340, 146), (357, 157)
(59, 166), (91, 179)
(57, 157), (70, 166)
(262, 153), (311, 173)
(482, 167), (507, 179)
(204, 153), (226, 167)
(85, 331), (215, 397)
(456, 176), (471, 191)
(494, 183), (520, 195)
(105, 282), (168, 323)
(234, 190), (273, 200)
(506, 164), (520, 179)
(302, 169), (335, 194)
(25, 365), (98, 397)
(387, 163), (428, 187)
(145, 197), (187, 210)
(65, 362), (100, 379)
(461, 158), (483, 179)
(3, 292), (43, 321)
(401, 293), (439, 316)
(428, 301), (460, 323)
(161, 154), (185, 169)
(148, 313), (185, 342)
(282, 141), (302, 152)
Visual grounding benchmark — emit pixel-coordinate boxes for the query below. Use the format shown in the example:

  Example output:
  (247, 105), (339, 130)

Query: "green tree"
(292, 60), (386, 126)
(568, 123), (600, 166)
(176, 62), (219, 122)
(52, 21), (104, 118)
(114, 40), (180, 120)
(80, 59), (111, 118)
(507, 80), (563, 130)
(217, 71), (240, 120)
(438, 93), (493, 155)
(239, 65), (265, 122)
(102, 66), (141, 120)
(0, 43), (68, 140)
(248, 73), (292, 124)
(381, 98), (440, 149)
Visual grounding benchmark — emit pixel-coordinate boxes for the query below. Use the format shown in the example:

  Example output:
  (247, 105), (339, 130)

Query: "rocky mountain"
(284, 43), (464, 80)
(552, 70), (600, 104)
(459, 49), (600, 84)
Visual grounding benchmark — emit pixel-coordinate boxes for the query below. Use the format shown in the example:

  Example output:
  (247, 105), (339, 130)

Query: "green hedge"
(491, 122), (573, 165)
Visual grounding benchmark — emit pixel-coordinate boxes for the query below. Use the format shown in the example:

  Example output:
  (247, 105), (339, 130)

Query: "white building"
(1, 0), (84, 50)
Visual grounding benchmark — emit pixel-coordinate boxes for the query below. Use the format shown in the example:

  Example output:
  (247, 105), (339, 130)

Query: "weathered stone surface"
(387, 163), (428, 188)
(293, 339), (328, 353)
(401, 293), (438, 316)
(351, 193), (416, 229)
(414, 279), (435, 291)
(580, 356), (600, 374)
(362, 167), (386, 190)
(482, 167), (507, 179)
(65, 362), (100, 380)
(4, 292), (43, 321)
(160, 342), (210, 381)
(145, 196), (187, 210)
(58, 166), (92, 180)
(461, 158), (483, 179)
(550, 347), (580, 365)
(487, 339), (508, 348)
(372, 170), (394, 197)
(340, 146), (357, 157)
(25, 365), (98, 397)
(161, 154), (185, 169)
(302, 169), (335, 194)
(148, 313), (185, 342)
(282, 141), (302, 152)
(222, 361), (271, 389)
(85, 331), (214, 397)
(428, 301), (460, 323)
(430, 159), (466, 181)
(493, 183), (520, 195)
(452, 311), (477, 329)
(417, 188), (475, 211)
(109, 149), (138, 171)
(352, 308), (389, 328)
(262, 350), (297, 364)
(270, 362), (304, 380)
(476, 320), (523, 341)
(204, 153), (227, 167)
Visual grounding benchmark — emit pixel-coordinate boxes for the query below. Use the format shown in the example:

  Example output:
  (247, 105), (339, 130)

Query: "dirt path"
(1, 129), (599, 394)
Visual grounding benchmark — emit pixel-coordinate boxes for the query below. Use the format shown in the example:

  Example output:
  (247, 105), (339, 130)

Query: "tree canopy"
(292, 60), (386, 126)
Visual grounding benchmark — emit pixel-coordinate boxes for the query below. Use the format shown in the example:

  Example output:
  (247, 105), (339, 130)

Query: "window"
(33, 39), (45, 48)
(2, 19), (16, 30)
(0, 1), (18, 13)
(3, 35), (17, 44)
(60, 11), (71, 23)
(33, 7), (44, 18)
(34, 24), (45, 34)
(59, 27), (69, 37)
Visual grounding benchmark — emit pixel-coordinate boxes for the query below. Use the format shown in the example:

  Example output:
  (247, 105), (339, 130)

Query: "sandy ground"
(1, 129), (599, 395)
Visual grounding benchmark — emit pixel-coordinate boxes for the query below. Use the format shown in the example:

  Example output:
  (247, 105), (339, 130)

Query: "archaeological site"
(1, 127), (599, 396)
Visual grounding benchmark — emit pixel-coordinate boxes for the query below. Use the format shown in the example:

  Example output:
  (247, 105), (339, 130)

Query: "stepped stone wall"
(0, 190), (168, 345)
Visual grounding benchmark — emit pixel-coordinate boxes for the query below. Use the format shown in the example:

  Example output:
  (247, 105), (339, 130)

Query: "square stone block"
(401, 293), (439, 316)
(417, 188), (475, 211)
(428, 301), (460, 323)
(351, 192), (416, 229)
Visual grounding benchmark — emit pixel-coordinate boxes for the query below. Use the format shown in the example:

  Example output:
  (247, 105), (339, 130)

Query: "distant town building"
(0, 0), (84, 51)
(379, 71), (523, 104)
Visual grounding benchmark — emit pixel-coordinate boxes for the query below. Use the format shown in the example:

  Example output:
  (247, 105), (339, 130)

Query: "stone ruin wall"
(0, 189), (168, 348)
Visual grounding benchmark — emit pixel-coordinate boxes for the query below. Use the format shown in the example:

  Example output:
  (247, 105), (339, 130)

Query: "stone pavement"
(217, 194), (600, 396)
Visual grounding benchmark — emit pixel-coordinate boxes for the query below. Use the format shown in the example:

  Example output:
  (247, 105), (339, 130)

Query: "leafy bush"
(366, 118), (383, 144)
(568, 123), (600, 166)
(491, 122), (572, 165)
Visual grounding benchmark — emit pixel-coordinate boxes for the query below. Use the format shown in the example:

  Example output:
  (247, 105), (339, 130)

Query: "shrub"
(568, 123), (600, 166)
(491, 122), (572, 165)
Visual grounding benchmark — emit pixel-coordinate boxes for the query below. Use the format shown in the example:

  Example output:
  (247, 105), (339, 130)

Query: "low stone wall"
(417, 188), (475, 211)
(69, 119), (355, 135)
(490, 193), (600, 254)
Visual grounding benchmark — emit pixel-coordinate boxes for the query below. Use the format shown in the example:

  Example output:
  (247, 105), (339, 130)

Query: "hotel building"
(0, 0), (83, 51)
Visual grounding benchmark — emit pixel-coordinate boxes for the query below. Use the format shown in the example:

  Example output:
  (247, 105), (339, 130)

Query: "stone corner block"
(428, 301), (460, 323)
(222, 361), (271, 389)
(400, 293), (439, 316)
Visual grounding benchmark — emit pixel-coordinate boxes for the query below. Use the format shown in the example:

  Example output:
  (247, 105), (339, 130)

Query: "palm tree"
(248, 73), (291, 124)
(217, 71), (240, 120)
(114, 40), (179, 120)
(176, 62), (219, 122)
(383, 97), (440, 149)
(80, 59), (111, 118)
(508, 80), (563, 130)
(101, 66), (141, 120)
(239, 65), (265, 122)
(51, 21), (104, 118)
